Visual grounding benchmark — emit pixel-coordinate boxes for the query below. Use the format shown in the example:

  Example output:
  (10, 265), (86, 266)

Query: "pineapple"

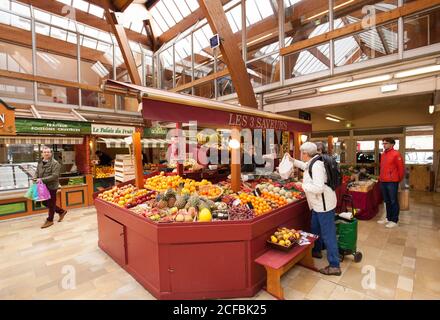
(163, 189), (176, 201)
(185, 195), (200, 209)
(175, 195), (187, 209)
(205, 199), (216, 211)
(157, 199), (168, 209)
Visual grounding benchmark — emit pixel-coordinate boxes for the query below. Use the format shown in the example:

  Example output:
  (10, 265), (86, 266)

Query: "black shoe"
(312, 251), (323, 259)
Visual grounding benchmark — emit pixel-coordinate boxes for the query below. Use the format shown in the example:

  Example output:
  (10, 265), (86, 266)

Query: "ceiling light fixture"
(394, 64), (440, 78)
(265, 88), (317, 103)
(247, 33), (274, 46)
(381, 83), (398, 93)
(326, 116), (341, 122)
(318, 74), (393, 92)
(306, 0), (354, 21)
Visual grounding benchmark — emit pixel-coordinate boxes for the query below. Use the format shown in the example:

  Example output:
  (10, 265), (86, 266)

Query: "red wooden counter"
(336, 182), (383, 220)
(95, 197), (310, 300)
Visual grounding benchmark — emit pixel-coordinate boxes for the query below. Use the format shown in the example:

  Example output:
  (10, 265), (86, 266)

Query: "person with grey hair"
(35, 146), (66, 228)
(286, 142), (341, 276)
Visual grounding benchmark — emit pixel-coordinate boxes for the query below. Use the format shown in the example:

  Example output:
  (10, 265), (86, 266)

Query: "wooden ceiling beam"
(18, 0), (149, 46)
(0, 23), (114, 68)
(111, 0), (135, 12)
(158, 0), (231, 46)
(198, 0), (258, 108)
(103, 5), (142, 85)
(281, 0), (440, 56)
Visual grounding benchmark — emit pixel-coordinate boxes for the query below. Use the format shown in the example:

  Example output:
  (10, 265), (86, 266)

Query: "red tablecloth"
(336, 182), (383, 220)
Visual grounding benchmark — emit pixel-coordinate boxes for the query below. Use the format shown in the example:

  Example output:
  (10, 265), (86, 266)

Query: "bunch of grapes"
(229, 205), (254, 221)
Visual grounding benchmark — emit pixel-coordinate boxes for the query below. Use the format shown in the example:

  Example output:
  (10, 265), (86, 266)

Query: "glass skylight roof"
(150, 0), (199, 35)
(0, 0), (151, 64)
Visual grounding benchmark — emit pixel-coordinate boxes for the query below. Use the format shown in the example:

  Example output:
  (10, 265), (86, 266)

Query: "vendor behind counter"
(95, 150), (113, 166)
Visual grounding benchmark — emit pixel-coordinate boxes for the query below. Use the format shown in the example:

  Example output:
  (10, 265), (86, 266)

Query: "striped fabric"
(98, 138), (169, 148)
(0, 136), (84, 145)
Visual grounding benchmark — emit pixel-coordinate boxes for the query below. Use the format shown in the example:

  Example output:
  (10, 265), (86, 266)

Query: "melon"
(279, 189), (286, 196)
(273, 187), (281, 193)
(268, 185), (274, 191)
(198, 208), (212, 222)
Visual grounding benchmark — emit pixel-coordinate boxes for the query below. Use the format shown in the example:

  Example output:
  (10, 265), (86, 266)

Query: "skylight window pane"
(255, 0), (274, 19)
(150, 8), (167, 33)
(0, 12), (11, 25)
(82, 36), (97, 49)
(67, 20), (77, 31)
(66, 32), (77, 44)
(130, 21), (144, 33)
(0, 1), (9, 10)
(35, 22), (50, 36)
(33, 9), (51, 23)
(72, 0), (89, 12)
(226, 12), (239, 33)
(51, 27), (68, 40)
(224, 0), (240, 11)
(51, 15), (68, 29)
(122, 19), (131, 29)
(130, 41), (141, 53)
(246, 1), (260, 25)
(163, 0), (183, 21)
(11, 2), (30, 17)
(88, 4), (104, 18)
(230, 5), (242, 31)
(11, 16), (31, 31)
(84, 26), (99, 38)
(185, 0), (199, 12)
(156, 2), (176, 26)
(98, 31), (112, 43)
(97, 42), (111, 52)
(176, 0), (191, 17)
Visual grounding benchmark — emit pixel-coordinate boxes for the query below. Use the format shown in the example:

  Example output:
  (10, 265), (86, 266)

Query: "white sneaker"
(385, 221), (398, 228)
(377, 218), (388, 224)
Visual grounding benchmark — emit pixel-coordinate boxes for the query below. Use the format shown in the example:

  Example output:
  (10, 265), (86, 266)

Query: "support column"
(133, 132), (144, 189)
(198, 0), (258, 108)
(176, 122), (184, 177)
(231, 127), (241, 193)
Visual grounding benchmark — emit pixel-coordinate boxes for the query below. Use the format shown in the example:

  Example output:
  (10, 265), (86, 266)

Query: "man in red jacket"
(378, 138), (405, 228)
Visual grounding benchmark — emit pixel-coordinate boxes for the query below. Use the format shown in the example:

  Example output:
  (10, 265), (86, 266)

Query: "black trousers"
(42, 189), (64, 222)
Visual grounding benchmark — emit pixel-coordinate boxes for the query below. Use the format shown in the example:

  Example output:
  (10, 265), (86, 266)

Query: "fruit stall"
(95, 80), (312, 299)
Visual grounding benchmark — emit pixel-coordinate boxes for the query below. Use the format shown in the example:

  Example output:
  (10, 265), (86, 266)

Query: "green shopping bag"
(24, 182), (36, 200)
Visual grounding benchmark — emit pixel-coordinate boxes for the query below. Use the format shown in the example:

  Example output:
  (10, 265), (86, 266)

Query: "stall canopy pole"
(231, 126), (241, 193)
(176, 122), (184, 176)
(133, 132), (144, 190)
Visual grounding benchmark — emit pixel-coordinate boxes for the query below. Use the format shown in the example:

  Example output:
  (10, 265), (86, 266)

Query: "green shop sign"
(144, 126), (168, 137)
(16, 119), (91, 135)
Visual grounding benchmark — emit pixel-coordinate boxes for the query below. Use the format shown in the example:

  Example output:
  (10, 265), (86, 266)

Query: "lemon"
(271, 236), (278, 243)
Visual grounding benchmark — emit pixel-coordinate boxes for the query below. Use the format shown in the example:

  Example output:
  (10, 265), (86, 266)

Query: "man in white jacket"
(289, 142), (341, 276)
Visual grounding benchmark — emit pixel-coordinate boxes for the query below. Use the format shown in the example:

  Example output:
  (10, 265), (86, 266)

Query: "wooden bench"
(255, 236), (318, 299)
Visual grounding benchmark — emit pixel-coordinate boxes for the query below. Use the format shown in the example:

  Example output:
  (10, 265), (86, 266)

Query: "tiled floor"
(1, 191), (439, 300)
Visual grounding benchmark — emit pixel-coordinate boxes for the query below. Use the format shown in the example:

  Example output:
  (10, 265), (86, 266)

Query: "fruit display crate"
(95, 183), (310, 300)
(114, 154), (135, 183)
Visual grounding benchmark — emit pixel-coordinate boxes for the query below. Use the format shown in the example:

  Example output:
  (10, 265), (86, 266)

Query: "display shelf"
(95, 196), (310, 300)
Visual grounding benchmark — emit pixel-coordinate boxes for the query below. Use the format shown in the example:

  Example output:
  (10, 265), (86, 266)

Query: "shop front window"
(0, 144), (37, 192)
(405, 134), (434, 165)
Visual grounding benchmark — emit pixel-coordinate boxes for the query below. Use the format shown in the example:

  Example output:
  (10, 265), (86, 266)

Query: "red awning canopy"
(103, 80), (311, 132)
